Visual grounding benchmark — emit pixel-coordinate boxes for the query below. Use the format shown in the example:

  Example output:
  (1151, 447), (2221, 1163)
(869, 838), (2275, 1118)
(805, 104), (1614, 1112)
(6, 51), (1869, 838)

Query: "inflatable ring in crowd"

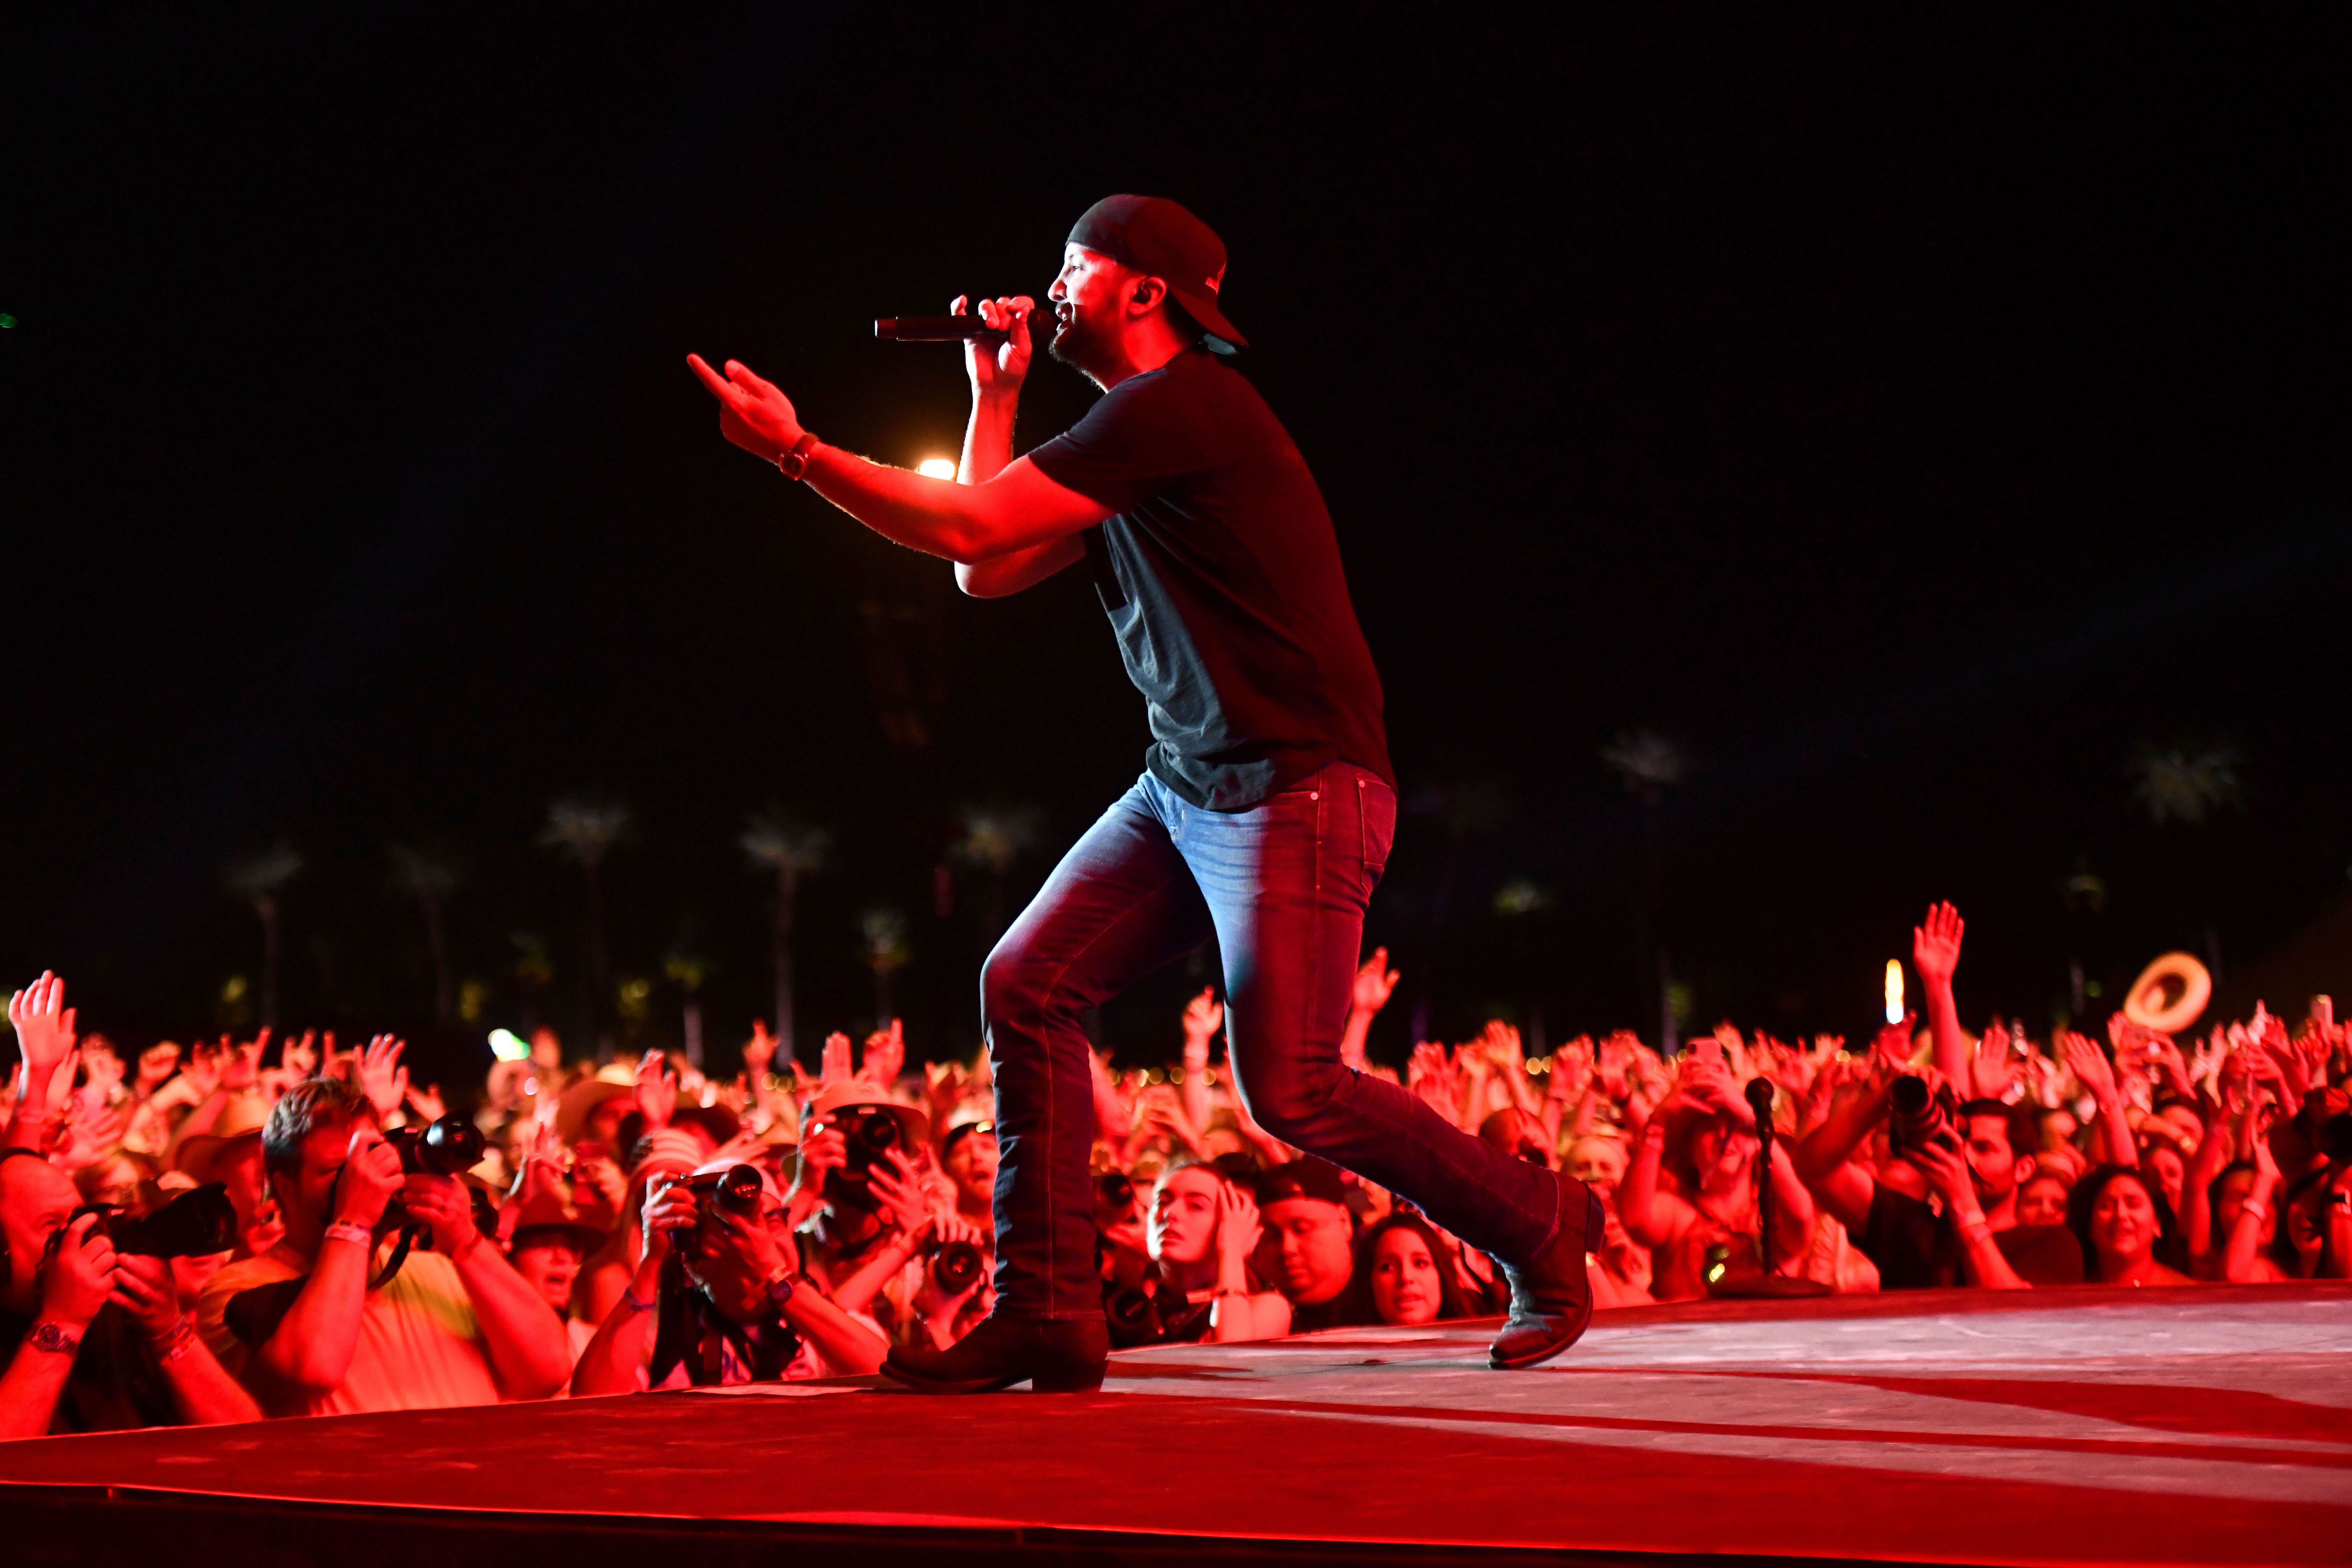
(2122, 952), (2212, 1035)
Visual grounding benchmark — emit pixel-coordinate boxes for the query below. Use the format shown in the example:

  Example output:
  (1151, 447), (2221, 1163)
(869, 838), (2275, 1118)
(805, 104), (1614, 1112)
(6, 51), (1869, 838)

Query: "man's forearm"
(1927, 980), (1967, 1087)
(0, 1335), (77, 1440)
(805, 446), (1000, 561)
(1795, 1080), (1894, 1180)
(960, 391), (1018, 484)
(158, 1334), (264, 1425)
(453, 1240), (572, 1398)
(571, 1262), (659, 1397)
(255, 1239), (370, 1390)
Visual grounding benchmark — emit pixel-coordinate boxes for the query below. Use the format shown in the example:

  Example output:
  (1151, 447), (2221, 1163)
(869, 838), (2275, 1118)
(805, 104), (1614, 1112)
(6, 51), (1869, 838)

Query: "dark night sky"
(5, 6), (2348, 1084)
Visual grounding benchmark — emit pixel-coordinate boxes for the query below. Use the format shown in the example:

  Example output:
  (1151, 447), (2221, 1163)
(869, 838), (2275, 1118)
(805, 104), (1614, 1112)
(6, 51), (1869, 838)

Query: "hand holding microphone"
(937, 294), (1036, 400)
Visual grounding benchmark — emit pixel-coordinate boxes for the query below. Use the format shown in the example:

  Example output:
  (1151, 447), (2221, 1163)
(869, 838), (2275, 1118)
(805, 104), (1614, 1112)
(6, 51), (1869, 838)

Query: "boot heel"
(1030, 1362), (1106, 1393)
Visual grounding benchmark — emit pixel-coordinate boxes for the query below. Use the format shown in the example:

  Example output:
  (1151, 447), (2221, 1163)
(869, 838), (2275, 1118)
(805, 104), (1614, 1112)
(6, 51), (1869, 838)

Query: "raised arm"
(402, 1175), (572, 1399)
(1912, 903), (1969, 1088)
(2063, 1033), (2138, 1169)
(243, 1132), (403, 1392)
(686, 338), (1112, 573)
(1792, 1070), (1894, 1234)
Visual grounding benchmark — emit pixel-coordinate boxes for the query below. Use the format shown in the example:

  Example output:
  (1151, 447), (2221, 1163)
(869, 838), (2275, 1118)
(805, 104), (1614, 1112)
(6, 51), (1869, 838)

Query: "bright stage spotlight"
(917, 457), (958, 479)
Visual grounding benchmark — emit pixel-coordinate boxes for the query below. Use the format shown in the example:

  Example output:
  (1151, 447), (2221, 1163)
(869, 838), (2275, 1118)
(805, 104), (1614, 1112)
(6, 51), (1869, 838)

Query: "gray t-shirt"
(1029, 347), (1393, 811)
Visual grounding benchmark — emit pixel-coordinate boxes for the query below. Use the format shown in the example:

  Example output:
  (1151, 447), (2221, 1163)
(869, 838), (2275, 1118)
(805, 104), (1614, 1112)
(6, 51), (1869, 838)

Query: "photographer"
(1793, 1037), (2079, 1290)
(194, 1079), (573, 1416)
(2, 1147), (259, 1438)
(570, 1158), (885, 1394)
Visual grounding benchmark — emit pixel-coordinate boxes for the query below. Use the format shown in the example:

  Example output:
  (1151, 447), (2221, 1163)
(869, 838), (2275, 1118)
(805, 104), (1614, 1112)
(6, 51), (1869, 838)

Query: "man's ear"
(2013, 1155), (2037, 1188)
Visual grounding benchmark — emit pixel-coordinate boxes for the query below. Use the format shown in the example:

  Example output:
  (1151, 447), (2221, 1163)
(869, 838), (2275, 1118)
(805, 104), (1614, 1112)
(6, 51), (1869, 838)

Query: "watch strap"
(776, 433), (820, 481)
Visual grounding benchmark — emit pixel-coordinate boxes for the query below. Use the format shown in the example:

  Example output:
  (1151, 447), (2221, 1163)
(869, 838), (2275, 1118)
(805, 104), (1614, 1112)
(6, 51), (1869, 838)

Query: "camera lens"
(934, 1239), (983, 1293)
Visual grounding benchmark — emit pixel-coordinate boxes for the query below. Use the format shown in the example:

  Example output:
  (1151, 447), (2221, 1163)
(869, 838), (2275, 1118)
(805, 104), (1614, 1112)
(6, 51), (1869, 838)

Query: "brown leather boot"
(1487, 1173), (1604, 1370)
(881, 1312), (1108, 1394)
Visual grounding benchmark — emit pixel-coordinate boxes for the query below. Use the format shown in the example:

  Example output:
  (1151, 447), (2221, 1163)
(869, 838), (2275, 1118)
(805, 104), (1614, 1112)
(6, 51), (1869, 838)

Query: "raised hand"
(355, 1035), (409, 1121)
(1912, 902), (1964, 988)
(955, 293), (1035, 399)
(1351, 948), (1402, 1016)
(8, 972), (78, 1093)
(2061, 1031), (2119, 1103)
(684, 354), (804, 463)
(861, 1018), (906, 1089)
(820, 1032), (854, 1089)
(134, 1040), (181, 1095)
(405, 1081), (449, 1125)
(1181, 987), (1225, 1058)
(634, 1049), (676, 1131)
(1873, 1014), (1920, 1073)
(221, 1029), (267, 1092)
(278, 1029), (320, 1084)
(865, 1147), (933, 1235)
(741, 1021), (779, 1078)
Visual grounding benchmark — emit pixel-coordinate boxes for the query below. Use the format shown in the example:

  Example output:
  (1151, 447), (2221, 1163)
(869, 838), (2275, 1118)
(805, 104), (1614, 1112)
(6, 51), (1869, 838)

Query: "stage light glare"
(1884, 961), (1905, 1026)
(917, 457), (958, 479)
(489, 1027), (531, 1061)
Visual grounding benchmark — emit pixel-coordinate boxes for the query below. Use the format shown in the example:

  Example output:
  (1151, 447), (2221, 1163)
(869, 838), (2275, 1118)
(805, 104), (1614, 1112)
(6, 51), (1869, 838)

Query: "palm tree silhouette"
(541, 797), (630, 1058)
(388, 843), (461, 1027)
(1603, 729), (1689, 1054)
(225, 844), (302, 1031)
(953, 804), (1042, 947)
(740, 809), (829, 1064)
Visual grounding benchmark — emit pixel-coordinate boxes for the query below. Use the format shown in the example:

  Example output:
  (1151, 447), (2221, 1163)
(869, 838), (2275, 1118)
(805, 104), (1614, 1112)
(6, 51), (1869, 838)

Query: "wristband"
(776, 432), (820, 481)
(621, 1282), (657, 1316)
(27, 1321), (81, 1357)
(2239, 1199), (2268, 1220)
(323, 1221), (375, 1250)
(151, 1316), (199, 1364)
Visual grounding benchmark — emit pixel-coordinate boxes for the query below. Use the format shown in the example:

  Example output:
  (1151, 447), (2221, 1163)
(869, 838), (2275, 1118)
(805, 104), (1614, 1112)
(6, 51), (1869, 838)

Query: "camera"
(931, 1237), (984, 1294)
(79, 1183), (239, 1259)
(385, 1115), (485, 1177)
(1888, 1074), (1960, 1156)
(684, 1163), (764, 1217)
(820, 1105), (909, 1211)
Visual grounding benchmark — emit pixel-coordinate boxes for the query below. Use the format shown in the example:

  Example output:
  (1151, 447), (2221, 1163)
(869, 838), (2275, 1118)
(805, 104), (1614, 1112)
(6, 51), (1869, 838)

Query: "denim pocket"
(1357, 773), (1396, 884)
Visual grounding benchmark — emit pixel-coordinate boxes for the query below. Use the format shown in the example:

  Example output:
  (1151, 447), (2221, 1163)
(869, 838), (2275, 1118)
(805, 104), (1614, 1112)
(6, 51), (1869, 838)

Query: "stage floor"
(5, 1283), (2349, 1567)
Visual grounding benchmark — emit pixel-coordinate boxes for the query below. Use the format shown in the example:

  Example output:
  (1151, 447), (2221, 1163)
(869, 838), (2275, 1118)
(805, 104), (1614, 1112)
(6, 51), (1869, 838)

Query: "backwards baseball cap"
(1255, 1157), (1350, 1210)
(1067, 195), (1245, 353)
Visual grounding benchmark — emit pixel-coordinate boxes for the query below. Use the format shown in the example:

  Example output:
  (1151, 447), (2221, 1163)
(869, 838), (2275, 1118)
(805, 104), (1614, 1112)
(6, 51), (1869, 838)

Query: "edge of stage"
(5, 1282), (2349, 1568)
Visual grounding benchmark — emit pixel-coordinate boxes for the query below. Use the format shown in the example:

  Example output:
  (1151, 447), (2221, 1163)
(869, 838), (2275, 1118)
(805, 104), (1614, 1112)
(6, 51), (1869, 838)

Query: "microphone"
(875, 314), (1035, 342)
(1744, 1076), (1776, 1135)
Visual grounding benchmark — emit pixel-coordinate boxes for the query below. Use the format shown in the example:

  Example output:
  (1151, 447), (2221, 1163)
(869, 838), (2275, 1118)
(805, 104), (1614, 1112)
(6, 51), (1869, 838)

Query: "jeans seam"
(1021, 861), (1191, 1313)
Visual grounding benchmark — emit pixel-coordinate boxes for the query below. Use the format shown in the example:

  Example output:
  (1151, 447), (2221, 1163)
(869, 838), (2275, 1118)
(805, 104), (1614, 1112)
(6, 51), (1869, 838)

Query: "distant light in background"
(1884, 961), (1905, 1025)
(488, 1027), (531, 1061)
(917, 457), (958, 480)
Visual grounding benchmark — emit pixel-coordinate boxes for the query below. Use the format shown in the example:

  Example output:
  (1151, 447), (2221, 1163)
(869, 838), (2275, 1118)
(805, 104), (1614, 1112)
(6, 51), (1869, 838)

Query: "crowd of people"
(4, 899), (2348, 1438)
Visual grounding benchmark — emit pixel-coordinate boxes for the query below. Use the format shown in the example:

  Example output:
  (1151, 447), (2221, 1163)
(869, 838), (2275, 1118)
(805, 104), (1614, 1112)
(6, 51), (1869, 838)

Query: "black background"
(4, 5), (2347, 1086)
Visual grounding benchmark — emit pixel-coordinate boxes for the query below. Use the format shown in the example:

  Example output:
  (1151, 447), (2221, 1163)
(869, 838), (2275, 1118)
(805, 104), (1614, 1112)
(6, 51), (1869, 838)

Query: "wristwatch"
(763, 1265), (797, 1313)
(775, 433), (820, 481)
(28, 1322), (80, 1356)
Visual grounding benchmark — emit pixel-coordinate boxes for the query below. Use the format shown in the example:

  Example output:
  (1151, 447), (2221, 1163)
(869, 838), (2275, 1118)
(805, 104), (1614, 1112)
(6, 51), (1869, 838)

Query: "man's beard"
(1047, 307), (1111, 376)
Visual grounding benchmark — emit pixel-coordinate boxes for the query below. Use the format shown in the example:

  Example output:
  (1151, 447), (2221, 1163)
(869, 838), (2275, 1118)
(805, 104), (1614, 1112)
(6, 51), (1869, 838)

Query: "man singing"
(689, 195), (1599, 1390)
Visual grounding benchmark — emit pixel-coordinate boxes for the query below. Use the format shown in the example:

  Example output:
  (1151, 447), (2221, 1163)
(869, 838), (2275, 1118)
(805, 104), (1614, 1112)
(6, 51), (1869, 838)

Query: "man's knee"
(1235, 1057), (1349, 1144)
(980, 938), (1060, 1032)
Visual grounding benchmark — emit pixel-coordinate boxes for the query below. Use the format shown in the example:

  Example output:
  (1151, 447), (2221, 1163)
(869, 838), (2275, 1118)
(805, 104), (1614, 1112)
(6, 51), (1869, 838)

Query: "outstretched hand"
(685, 355), (805, 463)
(1912, 902), (1964, 988)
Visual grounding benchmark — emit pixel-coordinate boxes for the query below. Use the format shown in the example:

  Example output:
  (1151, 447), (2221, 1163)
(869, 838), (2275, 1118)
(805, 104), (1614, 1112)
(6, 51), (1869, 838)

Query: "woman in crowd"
(2068, 1166), (2196, 1287)
(1341, 1211), (1468, 1327)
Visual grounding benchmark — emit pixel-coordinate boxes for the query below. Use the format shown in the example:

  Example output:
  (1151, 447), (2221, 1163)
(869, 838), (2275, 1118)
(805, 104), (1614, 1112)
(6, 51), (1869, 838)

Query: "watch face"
(31, 1322), (78, 1354)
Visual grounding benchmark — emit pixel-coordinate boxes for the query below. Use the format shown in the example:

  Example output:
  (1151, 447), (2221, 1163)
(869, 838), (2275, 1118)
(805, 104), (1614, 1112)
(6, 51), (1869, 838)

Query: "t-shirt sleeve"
(1027, 371), (1214, 513)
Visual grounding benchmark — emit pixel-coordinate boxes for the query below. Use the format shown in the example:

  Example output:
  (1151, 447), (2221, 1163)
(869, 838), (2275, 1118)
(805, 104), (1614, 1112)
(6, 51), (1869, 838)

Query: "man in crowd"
(195, 1079), (575, 1415)
(1255, 1160), (1362, 1332)
(571, 1158), (886, 1393)
(1, 1147), (260, 1437)
(1795, 1082), (2081, 1289)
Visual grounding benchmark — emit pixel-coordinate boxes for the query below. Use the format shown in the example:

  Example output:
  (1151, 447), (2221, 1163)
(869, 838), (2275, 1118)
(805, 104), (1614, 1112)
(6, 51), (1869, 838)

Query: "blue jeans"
(981, 760), (1564, 1317)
